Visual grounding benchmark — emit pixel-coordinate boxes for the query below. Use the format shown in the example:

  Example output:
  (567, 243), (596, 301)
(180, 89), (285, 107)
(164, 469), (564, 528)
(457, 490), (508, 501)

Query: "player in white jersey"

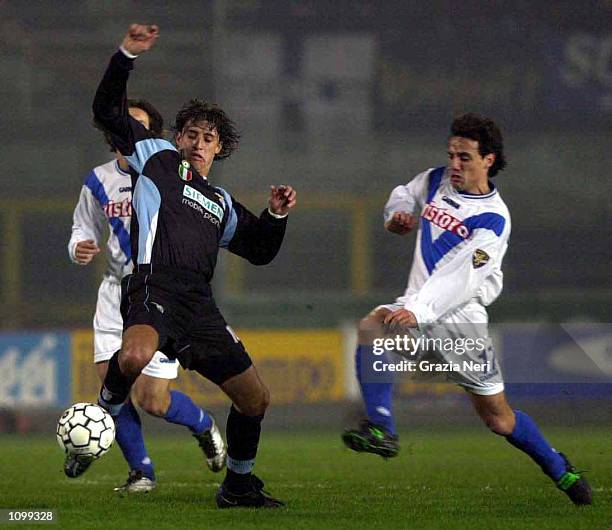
(343, 114), (591, 505)
(66, 99), (226, 492)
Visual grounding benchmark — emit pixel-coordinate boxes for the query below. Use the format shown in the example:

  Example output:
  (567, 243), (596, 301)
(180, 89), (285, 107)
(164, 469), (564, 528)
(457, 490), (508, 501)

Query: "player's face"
(447, 136), (495, 193)
(175, 120), (222, 177)
(129, 107), (151, 130)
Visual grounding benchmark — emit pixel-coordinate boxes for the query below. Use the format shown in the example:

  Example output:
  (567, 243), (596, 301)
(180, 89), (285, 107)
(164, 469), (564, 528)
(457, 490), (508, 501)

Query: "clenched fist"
(74, 239), (101, 265)
(385, 211), (416, 235)
(121, 24), (159, 56)
(268, 185), (297, 216)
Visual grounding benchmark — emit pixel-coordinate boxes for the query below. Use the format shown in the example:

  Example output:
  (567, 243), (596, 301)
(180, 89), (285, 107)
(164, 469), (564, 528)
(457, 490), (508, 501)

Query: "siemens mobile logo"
(422, 203), (469, 238)
(182, 185), (224, 221)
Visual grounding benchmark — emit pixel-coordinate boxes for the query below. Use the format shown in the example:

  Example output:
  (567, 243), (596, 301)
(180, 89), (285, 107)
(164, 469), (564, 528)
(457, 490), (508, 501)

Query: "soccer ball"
(56, 403), (115, 459)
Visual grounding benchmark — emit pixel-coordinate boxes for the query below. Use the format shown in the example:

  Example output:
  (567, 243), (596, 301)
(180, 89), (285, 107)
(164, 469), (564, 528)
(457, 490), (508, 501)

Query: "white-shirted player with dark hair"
(342, 113), (592, 506)
(67, 99), (226, 493)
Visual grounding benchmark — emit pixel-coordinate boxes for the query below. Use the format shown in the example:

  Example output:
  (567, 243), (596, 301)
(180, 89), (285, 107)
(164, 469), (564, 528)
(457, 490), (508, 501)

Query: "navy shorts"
(121, 265), (252, 385)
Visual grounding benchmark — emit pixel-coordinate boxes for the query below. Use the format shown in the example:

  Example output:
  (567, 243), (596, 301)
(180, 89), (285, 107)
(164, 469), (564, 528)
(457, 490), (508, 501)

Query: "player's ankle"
(224, 469), (252, 491)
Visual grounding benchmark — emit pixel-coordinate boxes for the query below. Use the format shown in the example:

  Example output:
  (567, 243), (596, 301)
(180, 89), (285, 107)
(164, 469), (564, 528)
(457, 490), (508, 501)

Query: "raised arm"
(92, 24), (159, 156)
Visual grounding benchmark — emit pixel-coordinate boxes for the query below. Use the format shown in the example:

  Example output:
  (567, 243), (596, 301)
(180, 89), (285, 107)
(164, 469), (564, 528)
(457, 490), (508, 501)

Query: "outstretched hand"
(385, 212), (416, 235)
(268, 185), (297, 216)
(121, 24), (159, 56)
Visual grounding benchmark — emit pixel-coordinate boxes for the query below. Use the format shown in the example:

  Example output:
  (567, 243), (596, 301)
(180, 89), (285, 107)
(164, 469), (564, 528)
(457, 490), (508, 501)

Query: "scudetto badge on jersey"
(178, 160), (192, 181)
(472, 249), (490, 268)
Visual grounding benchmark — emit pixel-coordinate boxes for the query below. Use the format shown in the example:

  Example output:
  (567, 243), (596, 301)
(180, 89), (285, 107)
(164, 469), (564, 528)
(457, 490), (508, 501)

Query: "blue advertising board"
(0, 332), (71, 407)
(499, 324), (612, 398)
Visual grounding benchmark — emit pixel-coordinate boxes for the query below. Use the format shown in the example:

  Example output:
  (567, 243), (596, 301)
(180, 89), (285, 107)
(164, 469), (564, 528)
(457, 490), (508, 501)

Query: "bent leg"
(469, 391), (566, 481)
(132, 375), (213, 434)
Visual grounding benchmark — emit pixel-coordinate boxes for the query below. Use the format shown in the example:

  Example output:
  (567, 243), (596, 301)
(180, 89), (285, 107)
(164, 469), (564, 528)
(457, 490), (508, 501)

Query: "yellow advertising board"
(71, 329), (345, 405)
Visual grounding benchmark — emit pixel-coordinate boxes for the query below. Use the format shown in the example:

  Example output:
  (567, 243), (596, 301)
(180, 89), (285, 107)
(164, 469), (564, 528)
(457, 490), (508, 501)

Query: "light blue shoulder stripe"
(126, 139), (177, 174)
(133, 175), (161, 263)
(216, 187), (238, 248)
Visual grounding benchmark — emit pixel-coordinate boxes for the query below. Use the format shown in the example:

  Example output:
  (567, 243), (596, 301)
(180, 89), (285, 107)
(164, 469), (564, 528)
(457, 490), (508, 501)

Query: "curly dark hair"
(95, 98), (164, 152)
(173, 99), (240, 160)
(450, 113), (507, 177)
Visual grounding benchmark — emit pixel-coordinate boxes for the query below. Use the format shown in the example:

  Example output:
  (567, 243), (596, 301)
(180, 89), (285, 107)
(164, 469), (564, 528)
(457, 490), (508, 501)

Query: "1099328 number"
(1, 510), (56, 523)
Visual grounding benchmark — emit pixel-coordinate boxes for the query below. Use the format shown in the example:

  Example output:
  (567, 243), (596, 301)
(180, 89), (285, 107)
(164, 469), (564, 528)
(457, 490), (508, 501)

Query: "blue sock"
(164, 390), (212, 434)
(115, 399), (155, 480)
(355, 345), (396, 435)
(506, 410), (567, 481)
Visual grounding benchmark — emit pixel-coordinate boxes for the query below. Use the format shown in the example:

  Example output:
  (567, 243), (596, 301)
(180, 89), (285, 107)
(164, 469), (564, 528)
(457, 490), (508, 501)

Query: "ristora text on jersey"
(103, 199), (132, 218)
(421, 203), (469, 238)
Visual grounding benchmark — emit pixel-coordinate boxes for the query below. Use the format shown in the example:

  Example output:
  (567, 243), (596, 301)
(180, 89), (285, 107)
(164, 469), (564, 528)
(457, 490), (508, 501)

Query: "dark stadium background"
(0, 3), (610, 527)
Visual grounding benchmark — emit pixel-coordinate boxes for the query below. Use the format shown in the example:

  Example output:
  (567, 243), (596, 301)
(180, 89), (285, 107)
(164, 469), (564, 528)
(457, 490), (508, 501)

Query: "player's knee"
(240, 386), (270, 416)
(119, 345), (153, 376)
(482, 413), (514, 436)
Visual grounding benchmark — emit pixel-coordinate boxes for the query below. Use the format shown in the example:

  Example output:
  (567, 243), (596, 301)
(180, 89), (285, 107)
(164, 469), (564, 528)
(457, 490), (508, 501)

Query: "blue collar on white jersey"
(457, 180), (497, 199)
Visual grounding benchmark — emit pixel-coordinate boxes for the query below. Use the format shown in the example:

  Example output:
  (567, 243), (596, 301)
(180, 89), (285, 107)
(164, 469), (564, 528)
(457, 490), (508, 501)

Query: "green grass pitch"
(0, 427), (609, 529)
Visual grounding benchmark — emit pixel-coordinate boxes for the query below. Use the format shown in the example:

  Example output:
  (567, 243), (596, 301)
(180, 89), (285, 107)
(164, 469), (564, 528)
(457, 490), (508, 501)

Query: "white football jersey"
(385, 166), (511, 324)
(68, 159), (134, 281)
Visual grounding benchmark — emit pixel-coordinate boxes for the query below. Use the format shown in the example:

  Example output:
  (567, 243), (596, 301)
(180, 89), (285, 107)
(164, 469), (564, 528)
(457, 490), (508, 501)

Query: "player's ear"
(484, 153), (495, 169)
(215, 141), (222, 155)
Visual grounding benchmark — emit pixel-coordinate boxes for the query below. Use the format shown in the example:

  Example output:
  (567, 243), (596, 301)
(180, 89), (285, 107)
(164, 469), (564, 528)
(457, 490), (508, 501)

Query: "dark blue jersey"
(93, 50), (287, 282)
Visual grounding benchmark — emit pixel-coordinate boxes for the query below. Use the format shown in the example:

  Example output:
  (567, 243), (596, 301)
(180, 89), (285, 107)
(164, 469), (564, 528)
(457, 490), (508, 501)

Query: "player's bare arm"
(121, 23), (159, 55)
(74, 239), (101, 265)
(385, 211), (416, 235)
(268, 185), (297, 216)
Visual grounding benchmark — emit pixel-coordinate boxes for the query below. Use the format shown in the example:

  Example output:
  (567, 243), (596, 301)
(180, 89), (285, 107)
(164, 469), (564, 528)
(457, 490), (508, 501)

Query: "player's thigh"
(221, 365), (269, 416)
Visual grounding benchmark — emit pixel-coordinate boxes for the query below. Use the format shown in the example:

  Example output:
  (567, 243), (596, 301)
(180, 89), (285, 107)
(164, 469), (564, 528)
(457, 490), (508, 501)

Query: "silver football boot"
(193, 415), (227, 473)
(113, 469), (157, 493)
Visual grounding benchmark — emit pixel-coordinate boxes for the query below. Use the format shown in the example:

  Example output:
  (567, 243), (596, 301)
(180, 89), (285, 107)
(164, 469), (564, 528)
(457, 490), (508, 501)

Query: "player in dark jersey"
(93, 24), (296, 508)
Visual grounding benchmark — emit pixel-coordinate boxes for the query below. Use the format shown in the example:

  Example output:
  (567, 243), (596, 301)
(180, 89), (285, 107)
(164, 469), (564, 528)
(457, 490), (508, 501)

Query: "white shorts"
(377, 299), (504, 396)
(93, 277), (179, 379)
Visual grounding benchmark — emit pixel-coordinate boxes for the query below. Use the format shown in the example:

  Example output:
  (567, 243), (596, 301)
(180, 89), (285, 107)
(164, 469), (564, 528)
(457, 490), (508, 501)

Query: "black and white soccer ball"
(56, 403), (115, 459)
